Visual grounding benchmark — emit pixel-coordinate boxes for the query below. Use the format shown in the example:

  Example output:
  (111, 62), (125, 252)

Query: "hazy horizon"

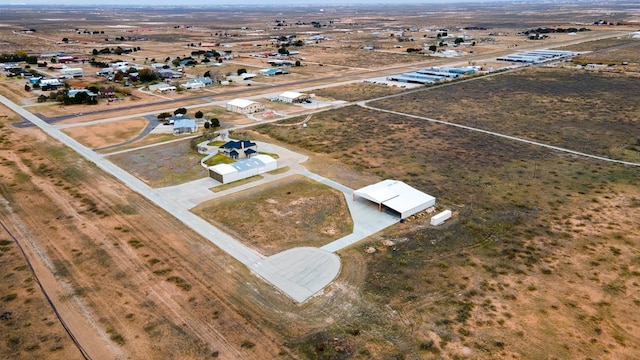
(3, 0), (573, 6)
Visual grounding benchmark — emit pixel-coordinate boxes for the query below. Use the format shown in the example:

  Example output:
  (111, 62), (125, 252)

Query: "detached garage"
(353, 180), (435, 219)
(208, 155), (277, 184)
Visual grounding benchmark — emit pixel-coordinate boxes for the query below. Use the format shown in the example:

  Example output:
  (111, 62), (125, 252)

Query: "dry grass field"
(311, 82), (406, 102)
(2, 2), (640, 360)
(244, 103), (640, 359)
(107, 139), (207, 187)
(371, 67), (640, 163)
(192, 175), (353, 256)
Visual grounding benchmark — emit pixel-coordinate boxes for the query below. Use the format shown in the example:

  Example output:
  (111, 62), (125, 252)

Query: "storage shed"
(353, 180), (435, 219)
(208, 155), (277, 184)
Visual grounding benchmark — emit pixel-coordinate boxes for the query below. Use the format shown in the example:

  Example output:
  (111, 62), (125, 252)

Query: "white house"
(156, 85), (177, 93)
(180, 80), (205, 90)
(60, 67), (83, 78)
(173, 118), (197, 135)
(226, 98), (265, 114)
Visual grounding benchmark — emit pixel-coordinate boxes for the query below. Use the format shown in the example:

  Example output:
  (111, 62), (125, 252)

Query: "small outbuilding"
(353, 180), (435, 219)
(208, 155), (277, 184)
(226, 98), (265, 114)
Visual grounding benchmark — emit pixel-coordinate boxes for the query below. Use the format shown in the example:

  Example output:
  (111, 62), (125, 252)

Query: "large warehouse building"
(208, 155), (277, 184)
(353, 180), (435, 219)
(226, 98), (265, 114)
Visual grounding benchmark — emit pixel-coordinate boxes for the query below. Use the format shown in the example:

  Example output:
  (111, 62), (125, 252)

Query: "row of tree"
(157, 108), (220, 128)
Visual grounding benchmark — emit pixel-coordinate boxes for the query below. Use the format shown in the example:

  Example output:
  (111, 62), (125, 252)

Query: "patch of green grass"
(267, 166), (289, 175)
(1, 293), (17, 302)
(106, 327), (126, 345)
(153, 268), (172, 276)
(210, 175), (263, 192)
(166, 276), (192, 291)
(128, 238), (144, 249)
(203, 153), (236, 166)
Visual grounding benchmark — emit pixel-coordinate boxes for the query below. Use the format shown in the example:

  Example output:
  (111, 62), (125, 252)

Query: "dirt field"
(371, 66), (640, 163)
(245, 104), (640, 359)
(192, 175), (353, 256)
(107, 139), (208, 187)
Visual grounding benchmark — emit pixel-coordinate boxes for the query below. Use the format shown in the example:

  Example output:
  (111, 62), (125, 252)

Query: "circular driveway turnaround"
(0, 94), (343, 303)
(252, 247), (341, 303)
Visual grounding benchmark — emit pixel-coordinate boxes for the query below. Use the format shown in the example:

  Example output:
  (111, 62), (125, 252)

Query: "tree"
(203, 70), (211, 78)
(195, 110), (203, 119)
(237, 68), (247, 76)
(92, 49), (98, 56)
(174, 107), (187, 115)
(62, 37), (69, 42)
(295, 60), (301, 67)
(138, 68), (158, 83)
(210, 118), (220, 128)
(278, 46), (289, 55)
(24, 84), (31, 92)
(37, 94), (47, 103)
(157, 112), (172, 120)
(204, 122), (211, 129)
(428, 45), (437, 52)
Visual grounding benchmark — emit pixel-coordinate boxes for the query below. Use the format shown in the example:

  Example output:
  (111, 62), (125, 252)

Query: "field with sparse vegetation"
(2, 2), (640, 360)
(193, 175), (353, 256)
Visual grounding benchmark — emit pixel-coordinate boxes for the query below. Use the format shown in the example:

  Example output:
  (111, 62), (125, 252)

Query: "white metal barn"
(226, 98), (265, 114)
(208, 155), (277, 184)
(353, 180), (435, 219)
(277, 91), (309, 103)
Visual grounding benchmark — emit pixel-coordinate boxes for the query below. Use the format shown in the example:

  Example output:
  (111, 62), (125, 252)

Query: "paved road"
(0, 94), (344, 303)
(156, 140), (400, 252)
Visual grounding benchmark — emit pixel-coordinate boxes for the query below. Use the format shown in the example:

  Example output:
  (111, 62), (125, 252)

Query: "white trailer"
(430, 210), (452, 226)
(60, 67), (83, 78)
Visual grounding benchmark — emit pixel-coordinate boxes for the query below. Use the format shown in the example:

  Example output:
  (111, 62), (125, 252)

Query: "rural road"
(0, 94), (347, 303)
(358, 102), (640, 168)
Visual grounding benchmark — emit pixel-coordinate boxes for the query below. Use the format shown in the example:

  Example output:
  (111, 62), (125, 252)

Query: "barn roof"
(354, 180), (435, 219)
(227, 98), (257, 108)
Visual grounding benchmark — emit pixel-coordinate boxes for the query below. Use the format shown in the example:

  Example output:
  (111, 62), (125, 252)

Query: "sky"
(9, 0), (521, 6)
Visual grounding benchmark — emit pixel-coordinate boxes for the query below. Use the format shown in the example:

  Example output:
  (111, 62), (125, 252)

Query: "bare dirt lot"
(107, 139), (208, 187)
(192, 175), (353, 256)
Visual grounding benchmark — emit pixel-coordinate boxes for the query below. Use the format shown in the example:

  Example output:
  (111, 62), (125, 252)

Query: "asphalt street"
(0, 94), (353, 303)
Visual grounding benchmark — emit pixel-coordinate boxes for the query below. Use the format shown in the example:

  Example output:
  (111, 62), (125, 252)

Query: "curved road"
(0, 93), (342, 304)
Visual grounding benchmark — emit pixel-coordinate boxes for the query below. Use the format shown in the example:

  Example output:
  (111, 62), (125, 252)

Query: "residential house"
(173, 118), (197, 135)
(260, 68), (289, 76)
(218, 140), (258, 159)
(98, 87), (117, 100)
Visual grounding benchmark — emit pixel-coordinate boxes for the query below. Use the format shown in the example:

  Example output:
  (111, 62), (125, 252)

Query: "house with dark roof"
(98, 87), (117, 100)
(218, 140), (258, 159)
